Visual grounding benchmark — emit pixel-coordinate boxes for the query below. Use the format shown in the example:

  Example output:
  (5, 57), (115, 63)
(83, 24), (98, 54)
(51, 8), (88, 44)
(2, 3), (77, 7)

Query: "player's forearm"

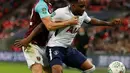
(41, 17), (72, 31)
(41, 16), (78, 31)
(90, 18), (112, 26)
(47, 21), (70, 31)
(26, 23), (42, 42)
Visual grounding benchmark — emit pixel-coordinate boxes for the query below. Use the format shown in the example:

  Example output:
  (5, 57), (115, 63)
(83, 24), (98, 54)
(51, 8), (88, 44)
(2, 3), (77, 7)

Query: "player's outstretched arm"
(41, 16), (78, 31)
(14, 23), (43, 48)
(89, 18), (122, 26)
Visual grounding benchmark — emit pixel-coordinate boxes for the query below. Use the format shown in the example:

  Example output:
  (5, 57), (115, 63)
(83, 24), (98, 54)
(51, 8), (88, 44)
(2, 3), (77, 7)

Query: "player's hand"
(14, 38), (30, 48)
(68, 16), (78, 25)
(110, 19), (122, 26)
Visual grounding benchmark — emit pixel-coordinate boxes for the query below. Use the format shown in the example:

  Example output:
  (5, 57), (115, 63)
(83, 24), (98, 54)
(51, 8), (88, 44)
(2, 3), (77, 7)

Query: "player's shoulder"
(82, 11), (88, 16)
(34, 0), (48, 11)
(51, 6), (71, 21)
(55, 6), (69, 15)
(82, 11), (90, 18)
(36, 0), (46, 6)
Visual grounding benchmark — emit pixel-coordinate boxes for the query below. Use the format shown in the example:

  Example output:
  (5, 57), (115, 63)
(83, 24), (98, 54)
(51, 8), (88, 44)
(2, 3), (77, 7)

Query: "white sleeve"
(51, 9), (65, 22)
(83, 12), (91, 23)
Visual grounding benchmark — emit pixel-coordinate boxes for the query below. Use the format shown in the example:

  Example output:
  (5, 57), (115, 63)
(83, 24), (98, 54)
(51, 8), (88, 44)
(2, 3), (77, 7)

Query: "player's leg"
(22, 43), (47, 73)
(46, 47), (65, 73)
(31, 63), (43, 73)
(81, 59), (95, 73)
(41, 47), (52, 73)
(65, 47), (95, 73)
(31, 64), (51, 73)
(31, 65), (51, 73)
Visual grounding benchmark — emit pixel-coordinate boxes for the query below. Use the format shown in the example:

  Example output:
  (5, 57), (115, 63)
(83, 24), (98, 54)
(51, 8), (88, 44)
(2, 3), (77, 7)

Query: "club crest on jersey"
(53, 50), (59, 55)
(42, 8), (47, 14)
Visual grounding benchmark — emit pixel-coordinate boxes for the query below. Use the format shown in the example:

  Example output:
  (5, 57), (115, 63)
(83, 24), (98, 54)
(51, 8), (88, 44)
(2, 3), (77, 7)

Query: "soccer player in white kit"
(46, 0), (122, 73)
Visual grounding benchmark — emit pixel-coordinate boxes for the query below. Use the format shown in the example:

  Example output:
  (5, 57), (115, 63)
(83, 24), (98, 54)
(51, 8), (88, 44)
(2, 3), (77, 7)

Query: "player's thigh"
(46, 47), (65, 73)
(65, 48), (91, 70)
(40, 47), (50, 66)
(22, 43), (44, 69)
(46, 47), (65, 67)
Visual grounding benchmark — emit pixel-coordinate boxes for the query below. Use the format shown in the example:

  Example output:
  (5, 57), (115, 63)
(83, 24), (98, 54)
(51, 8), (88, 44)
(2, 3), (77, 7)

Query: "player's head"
(68, 0), (86, 16)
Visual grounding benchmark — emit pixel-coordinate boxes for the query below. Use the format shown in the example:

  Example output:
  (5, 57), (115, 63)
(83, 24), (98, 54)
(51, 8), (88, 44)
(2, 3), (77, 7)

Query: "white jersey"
(47, 6), (91, 48)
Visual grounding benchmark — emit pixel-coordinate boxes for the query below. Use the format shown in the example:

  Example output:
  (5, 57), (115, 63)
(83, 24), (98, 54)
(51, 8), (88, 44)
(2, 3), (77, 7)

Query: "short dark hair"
(67, 0), (79, 3)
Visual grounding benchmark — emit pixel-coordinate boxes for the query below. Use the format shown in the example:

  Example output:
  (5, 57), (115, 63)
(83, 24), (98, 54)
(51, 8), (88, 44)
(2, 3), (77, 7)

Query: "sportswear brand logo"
(53, 50), (59, 55)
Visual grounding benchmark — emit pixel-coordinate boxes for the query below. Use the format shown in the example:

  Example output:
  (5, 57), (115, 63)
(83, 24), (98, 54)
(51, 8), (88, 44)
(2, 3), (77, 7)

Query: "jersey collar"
(67, 5), (74, 16)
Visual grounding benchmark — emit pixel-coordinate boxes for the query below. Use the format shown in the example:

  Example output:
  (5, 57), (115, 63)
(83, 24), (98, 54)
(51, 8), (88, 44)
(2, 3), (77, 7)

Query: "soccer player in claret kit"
(46, 0), (123, 73)
(14, 0), (78, 73)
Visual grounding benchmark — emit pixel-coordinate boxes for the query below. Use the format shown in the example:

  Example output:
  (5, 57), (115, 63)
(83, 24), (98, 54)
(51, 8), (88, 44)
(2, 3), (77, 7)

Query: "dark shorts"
(46, 46), (87, 70)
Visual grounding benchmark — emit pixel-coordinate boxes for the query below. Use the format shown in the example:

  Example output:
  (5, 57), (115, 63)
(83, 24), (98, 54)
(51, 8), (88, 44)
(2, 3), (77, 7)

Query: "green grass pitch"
(0, 62), (129, 73)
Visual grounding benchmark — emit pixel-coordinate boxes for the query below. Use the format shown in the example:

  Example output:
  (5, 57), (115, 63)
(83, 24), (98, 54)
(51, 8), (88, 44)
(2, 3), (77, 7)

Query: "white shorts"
(22, 43), (49, 68)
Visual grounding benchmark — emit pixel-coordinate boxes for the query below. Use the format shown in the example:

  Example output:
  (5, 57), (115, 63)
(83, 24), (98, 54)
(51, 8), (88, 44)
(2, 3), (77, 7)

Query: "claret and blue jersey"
(25, 0), (52, 46)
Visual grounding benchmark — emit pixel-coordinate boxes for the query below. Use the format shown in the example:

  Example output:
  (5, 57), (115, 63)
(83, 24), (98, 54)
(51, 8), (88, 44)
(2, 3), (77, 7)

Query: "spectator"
(74, 27), (90, 56)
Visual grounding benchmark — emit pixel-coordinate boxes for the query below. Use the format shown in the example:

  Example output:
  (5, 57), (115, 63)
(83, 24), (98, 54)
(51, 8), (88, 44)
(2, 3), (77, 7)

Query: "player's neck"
(69, 6), (75, 15)
(69, 5), (78, 16)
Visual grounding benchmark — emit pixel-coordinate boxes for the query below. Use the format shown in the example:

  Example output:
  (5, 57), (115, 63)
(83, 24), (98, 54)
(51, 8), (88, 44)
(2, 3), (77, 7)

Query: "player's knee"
(52, 65), (63, 73)
(81, 59), (94, 70)
(31, 64), (43, 73)
(83, 65), (96, 73)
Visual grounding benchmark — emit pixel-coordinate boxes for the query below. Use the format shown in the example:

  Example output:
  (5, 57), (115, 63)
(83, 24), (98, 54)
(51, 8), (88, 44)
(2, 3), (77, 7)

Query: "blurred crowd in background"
(0, 0), (130, 55)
